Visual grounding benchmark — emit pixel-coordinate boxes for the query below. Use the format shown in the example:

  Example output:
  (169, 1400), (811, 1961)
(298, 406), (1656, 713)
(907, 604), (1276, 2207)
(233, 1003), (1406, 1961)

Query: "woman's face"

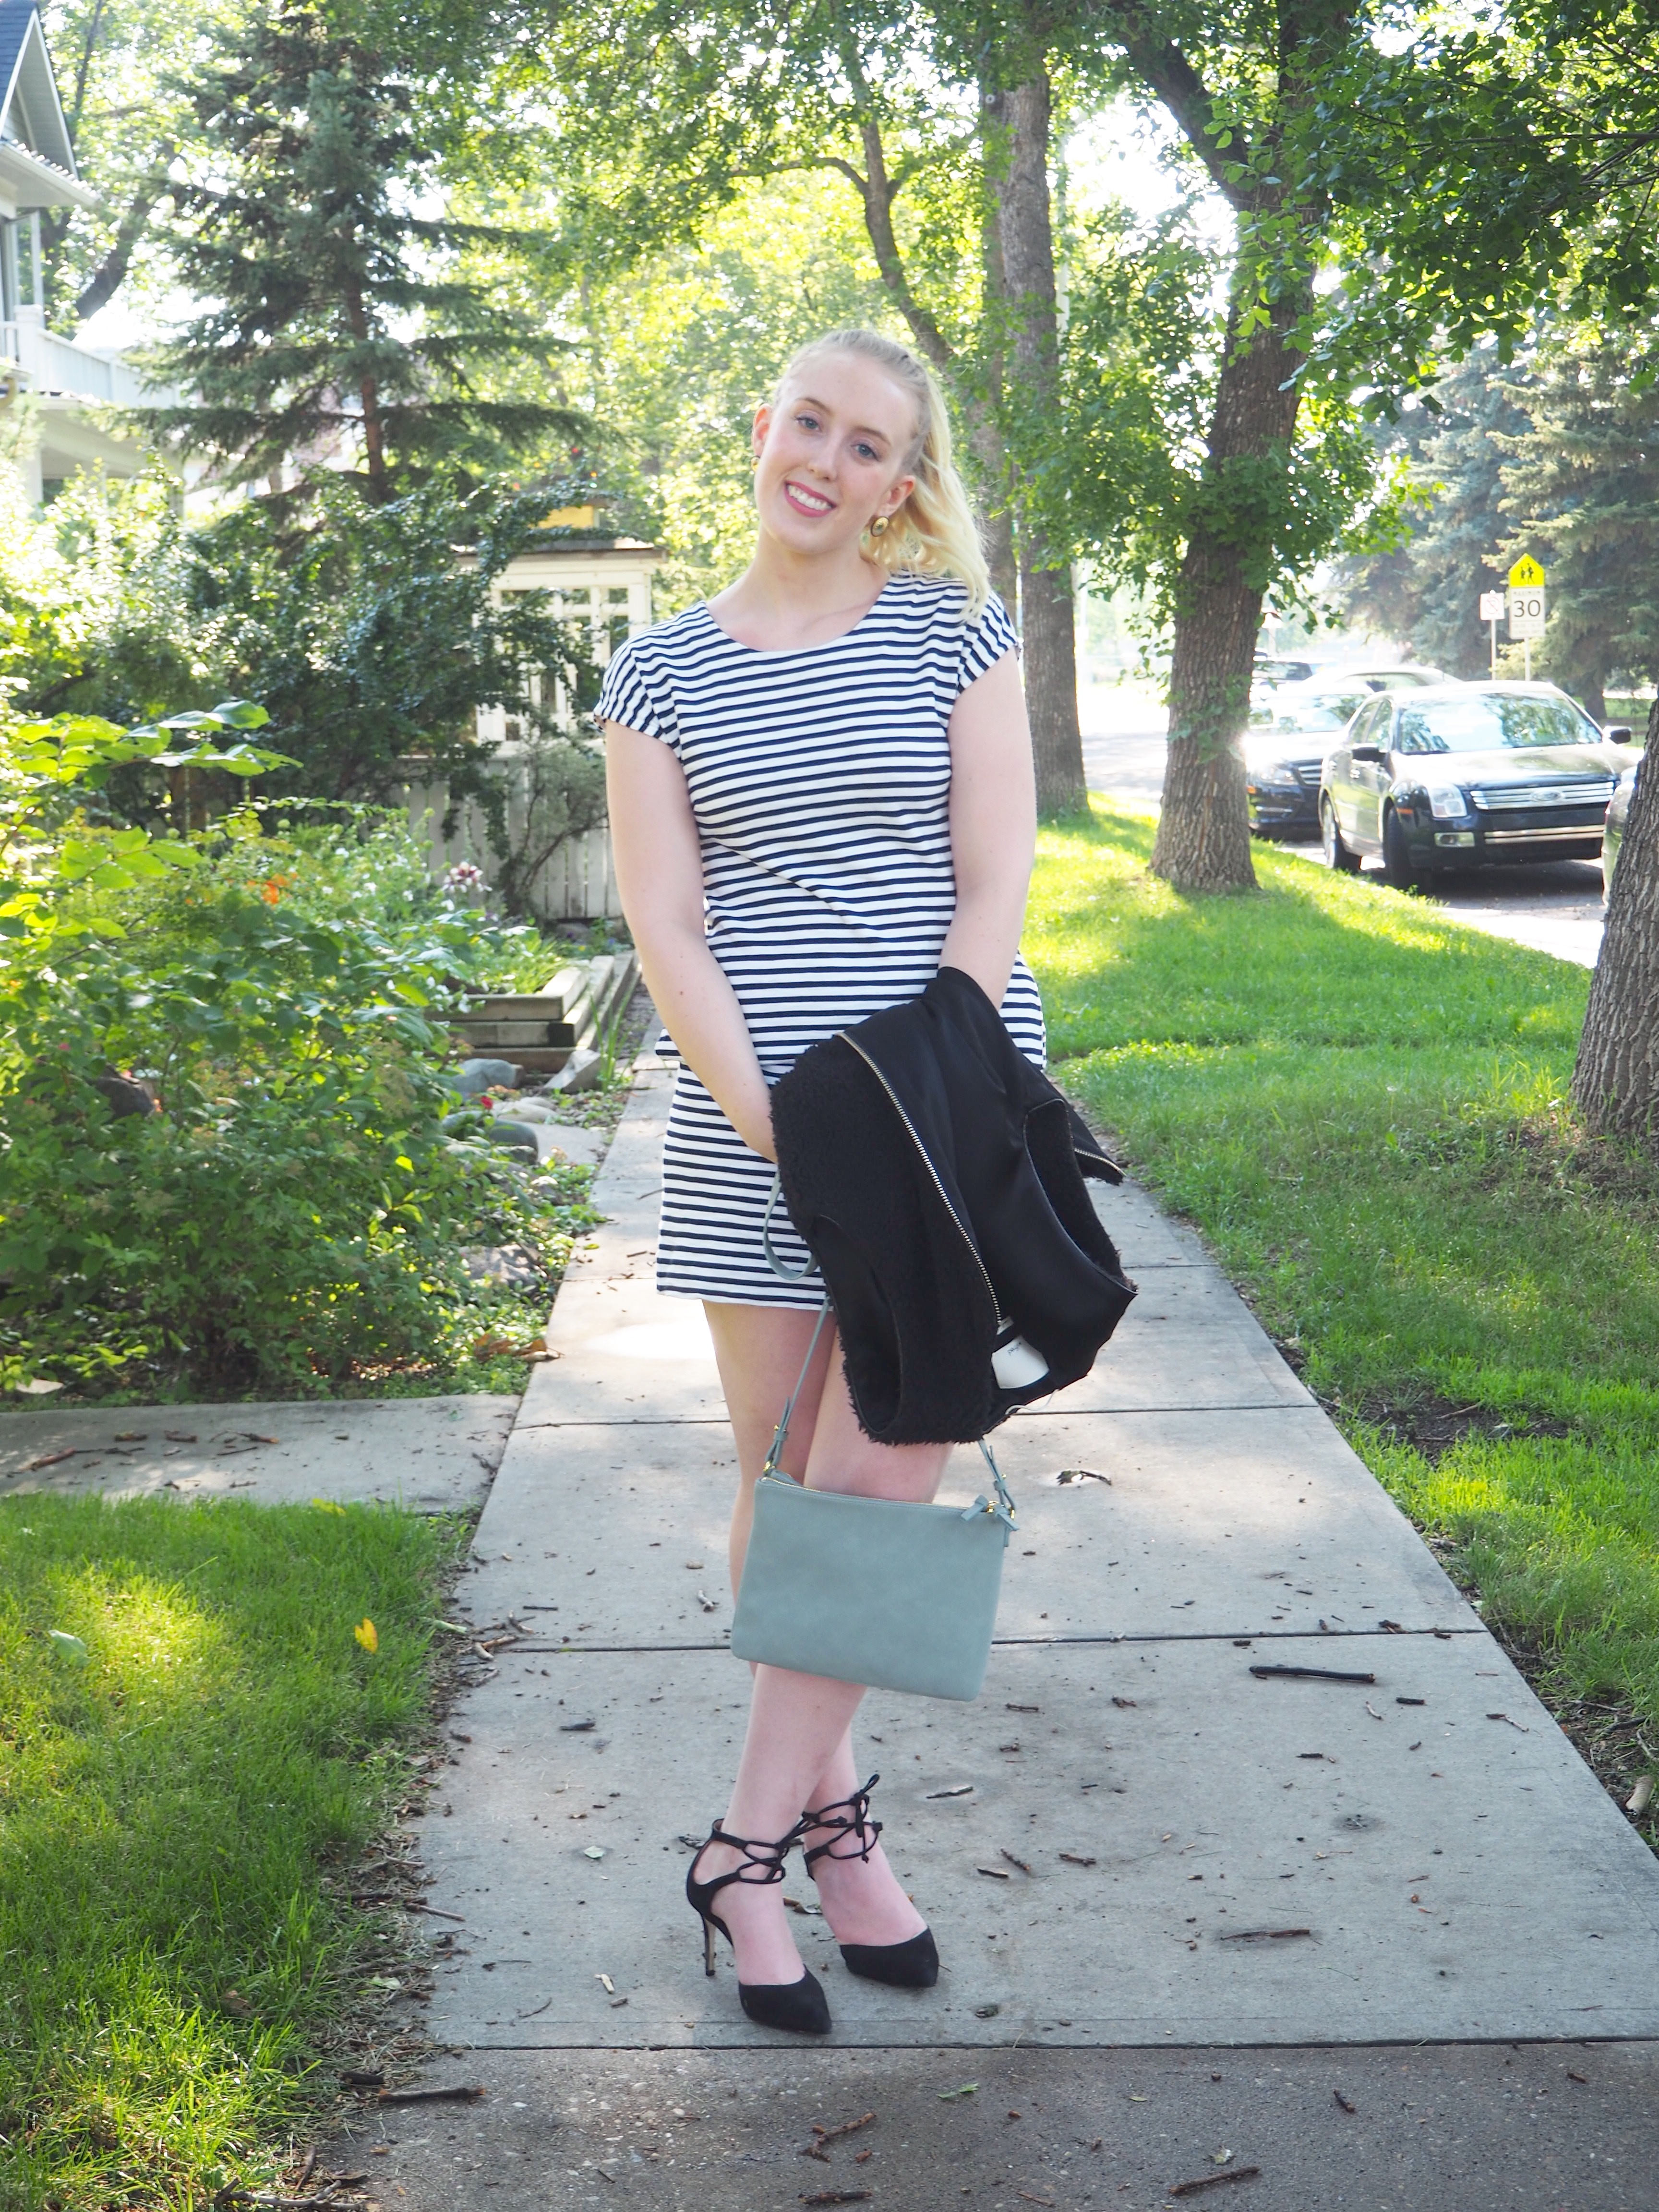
(751, 351), (918, 559)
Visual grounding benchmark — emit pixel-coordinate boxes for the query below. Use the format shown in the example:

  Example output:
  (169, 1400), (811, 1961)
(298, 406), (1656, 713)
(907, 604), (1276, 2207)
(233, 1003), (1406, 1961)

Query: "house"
(0, 0), (164, 501)
(474, 505), (664, 748)
(410, 508), (664, 920)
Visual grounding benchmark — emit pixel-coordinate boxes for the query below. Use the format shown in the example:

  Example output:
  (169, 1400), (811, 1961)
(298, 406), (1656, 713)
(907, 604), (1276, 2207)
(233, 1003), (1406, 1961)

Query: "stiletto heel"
(686, 1818), (832, 2034)
(802, 1774), (940, 1989)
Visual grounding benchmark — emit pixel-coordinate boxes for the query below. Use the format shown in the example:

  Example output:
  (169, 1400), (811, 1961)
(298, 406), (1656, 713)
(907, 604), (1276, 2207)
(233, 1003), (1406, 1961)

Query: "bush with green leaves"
(0, 719), (593, 1398)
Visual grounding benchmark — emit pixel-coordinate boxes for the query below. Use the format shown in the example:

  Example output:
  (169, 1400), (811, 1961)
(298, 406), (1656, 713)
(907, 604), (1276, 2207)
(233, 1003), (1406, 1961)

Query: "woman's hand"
(939, 651), (1037, 1005)
(604, 720), (777, 1154)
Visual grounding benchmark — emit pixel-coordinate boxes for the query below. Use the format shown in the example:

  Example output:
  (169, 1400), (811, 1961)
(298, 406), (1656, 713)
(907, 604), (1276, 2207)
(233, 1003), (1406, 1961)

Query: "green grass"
(0, 1496), (460, 2212)
(1027, 805), (1659, 1744)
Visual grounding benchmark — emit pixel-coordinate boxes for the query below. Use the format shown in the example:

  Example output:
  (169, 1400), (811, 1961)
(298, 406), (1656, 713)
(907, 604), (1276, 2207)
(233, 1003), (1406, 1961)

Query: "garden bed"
(0, 798), (640, 1407)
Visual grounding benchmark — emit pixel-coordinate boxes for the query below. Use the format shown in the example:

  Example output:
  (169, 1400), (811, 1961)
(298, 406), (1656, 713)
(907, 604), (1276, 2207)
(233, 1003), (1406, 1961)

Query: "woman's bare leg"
(703, 1301), (835, 1593)
(795, 1355), (938, 1947)
(696, 1306), (947, 1982)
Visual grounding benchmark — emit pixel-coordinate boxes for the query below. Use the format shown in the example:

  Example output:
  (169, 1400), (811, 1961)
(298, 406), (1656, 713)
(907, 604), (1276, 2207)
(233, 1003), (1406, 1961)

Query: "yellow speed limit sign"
(1507, 554), (1546, 639)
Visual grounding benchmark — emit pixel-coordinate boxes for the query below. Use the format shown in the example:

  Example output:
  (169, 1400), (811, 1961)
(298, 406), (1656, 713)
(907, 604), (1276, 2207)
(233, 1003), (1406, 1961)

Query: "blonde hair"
(771, 327), (991, 617)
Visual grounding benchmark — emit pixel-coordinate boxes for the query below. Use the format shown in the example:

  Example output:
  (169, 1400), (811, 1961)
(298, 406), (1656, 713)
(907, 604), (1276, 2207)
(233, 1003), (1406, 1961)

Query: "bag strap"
(758, 1179), (1016, 1528)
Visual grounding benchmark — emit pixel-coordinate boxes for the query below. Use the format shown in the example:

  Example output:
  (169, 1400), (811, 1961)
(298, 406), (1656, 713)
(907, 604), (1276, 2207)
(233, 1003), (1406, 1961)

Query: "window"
(1396, 694), (1595, 755)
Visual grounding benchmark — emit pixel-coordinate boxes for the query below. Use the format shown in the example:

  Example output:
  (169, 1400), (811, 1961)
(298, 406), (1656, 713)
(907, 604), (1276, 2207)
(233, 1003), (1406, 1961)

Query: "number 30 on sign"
(1507, 555), (1546, 640)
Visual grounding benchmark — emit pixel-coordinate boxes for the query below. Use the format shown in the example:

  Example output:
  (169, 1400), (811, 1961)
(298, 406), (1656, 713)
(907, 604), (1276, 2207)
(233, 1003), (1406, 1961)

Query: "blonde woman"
(599, 328), (1040, 2034)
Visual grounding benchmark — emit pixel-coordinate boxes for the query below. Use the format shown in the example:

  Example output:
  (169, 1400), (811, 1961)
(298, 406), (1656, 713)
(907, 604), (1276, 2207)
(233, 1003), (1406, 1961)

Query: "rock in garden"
(454, 1058), (521, 1095)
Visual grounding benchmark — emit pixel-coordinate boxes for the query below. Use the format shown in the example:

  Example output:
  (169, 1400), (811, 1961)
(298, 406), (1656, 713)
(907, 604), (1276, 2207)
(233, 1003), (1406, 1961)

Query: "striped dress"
(596, 571), (1047, 1308)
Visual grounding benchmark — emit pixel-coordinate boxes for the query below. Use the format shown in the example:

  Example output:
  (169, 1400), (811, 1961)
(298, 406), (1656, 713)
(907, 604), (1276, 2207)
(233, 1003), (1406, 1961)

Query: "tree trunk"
(974, 84), (1017, 613)
(1573, 706), (1659, 1140)
(996, 71), (1086, 817)
(72, 158), (175, 325)
(343, 275), (390, 500)
(1150, 281), (1307, 890)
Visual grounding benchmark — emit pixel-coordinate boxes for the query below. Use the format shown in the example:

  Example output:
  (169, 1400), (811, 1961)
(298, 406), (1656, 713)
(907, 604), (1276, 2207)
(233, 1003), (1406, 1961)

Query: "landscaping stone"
(454, 1057), (522, 1094)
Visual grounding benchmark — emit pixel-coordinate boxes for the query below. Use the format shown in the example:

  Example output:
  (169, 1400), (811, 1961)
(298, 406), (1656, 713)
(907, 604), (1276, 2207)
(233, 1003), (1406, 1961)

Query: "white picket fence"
(397, 771), (623, 921)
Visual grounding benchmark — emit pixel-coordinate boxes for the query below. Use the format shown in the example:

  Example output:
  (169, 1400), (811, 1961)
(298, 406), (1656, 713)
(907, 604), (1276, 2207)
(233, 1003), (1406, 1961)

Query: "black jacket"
(770, 965), (1137, 1444)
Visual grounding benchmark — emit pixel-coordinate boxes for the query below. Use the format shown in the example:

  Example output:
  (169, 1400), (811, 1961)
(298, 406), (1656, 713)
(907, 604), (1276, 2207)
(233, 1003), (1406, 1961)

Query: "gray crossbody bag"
(728, 1184), (1016, 1702)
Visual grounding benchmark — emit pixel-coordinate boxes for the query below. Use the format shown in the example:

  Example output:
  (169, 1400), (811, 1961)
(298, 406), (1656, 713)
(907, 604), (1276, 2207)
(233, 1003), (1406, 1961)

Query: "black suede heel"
(686, 1819), (832, 2035)
(802, 1774), (941, 1990)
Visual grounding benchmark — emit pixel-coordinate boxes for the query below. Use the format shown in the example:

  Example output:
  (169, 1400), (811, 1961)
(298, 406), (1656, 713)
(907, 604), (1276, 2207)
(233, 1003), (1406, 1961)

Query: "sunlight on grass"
(0, 1496), (459, 2212)
(1028, 800), (1659, 1741)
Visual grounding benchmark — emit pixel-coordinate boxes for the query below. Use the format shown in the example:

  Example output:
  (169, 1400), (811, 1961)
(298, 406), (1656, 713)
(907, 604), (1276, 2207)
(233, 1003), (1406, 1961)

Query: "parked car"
(1246, 666), (1455, 837)
(1602, 743), (1645, 897)
(1320, 683), (1639, 886)
(1252, 654), (1316, 689)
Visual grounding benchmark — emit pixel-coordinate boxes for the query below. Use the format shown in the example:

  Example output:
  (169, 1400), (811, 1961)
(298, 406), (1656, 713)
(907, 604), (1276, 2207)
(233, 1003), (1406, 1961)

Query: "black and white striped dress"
(597, 571), (1047, 1308)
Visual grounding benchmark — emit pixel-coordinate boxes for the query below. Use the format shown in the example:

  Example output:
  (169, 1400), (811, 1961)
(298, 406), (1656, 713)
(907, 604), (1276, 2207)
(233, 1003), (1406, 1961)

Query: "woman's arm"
(604, 721), (777, 1160)
(938, 650), (1037, 1003)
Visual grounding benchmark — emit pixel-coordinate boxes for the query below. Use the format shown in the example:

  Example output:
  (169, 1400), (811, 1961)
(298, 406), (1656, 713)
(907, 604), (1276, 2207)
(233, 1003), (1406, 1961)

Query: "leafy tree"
(149, 7), (581, 500)
(504, 0), (1092, 810)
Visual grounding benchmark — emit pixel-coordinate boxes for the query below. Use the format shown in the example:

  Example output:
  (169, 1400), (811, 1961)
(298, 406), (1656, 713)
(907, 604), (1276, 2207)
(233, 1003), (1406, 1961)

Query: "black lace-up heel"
(802, 1773), (940, 1989)
(685, 1818), (832, 2034)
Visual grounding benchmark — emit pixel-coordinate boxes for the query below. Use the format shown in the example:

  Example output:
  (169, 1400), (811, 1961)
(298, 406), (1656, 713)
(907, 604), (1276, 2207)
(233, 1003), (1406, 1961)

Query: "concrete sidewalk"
(416, 1066), (1659, 2058)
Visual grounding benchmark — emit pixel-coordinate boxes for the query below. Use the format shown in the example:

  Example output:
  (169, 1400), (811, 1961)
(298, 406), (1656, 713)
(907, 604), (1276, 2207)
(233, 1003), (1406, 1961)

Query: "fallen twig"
(810, 2113), (875, 2149)
(800, 2192), (872, 2206)
(976, 1864), (1011, 1880)
(1059, 1852), (1097, 1867)
(1217, 1927), (1311, 1944)
(1333, 2091), (1357, 2114)
(1001, 1850), (1033, 1875)
(376, 2085), (485, 2105)
(1250, 1664), (1375, 1685)
(1169, 2166), (1262, 2197)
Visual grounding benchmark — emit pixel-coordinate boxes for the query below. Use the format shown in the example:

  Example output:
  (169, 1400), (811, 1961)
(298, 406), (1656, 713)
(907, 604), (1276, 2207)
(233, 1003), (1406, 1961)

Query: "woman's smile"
(783, 478), (837, 517)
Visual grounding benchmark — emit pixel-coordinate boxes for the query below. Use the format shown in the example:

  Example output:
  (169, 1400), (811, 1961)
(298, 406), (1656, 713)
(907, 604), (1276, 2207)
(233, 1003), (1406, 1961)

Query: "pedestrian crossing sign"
(1507, 555), (1546, 589)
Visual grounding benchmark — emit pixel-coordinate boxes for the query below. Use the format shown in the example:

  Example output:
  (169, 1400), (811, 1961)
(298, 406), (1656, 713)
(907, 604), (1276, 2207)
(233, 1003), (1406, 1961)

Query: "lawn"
(0, 1495), (458, 2212)
(1026, 804), (1659, 1804)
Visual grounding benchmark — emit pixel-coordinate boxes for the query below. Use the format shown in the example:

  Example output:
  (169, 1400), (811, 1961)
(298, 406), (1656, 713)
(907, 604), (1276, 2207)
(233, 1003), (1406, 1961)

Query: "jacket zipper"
(837, 1031), (999, 1316)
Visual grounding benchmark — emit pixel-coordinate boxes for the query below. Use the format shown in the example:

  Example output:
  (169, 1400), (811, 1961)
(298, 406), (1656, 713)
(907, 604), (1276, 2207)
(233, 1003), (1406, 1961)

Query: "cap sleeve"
(596, 632), (679, 751)
(957, 589), (1019, 697)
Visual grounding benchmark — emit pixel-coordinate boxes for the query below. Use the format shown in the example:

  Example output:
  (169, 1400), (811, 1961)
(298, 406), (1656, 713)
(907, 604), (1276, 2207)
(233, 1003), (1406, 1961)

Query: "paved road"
(1080, 683), (1607, 969)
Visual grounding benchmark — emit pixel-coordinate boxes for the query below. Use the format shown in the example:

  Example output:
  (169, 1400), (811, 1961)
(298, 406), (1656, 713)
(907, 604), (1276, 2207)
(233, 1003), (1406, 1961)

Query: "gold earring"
(869, 516), (890, 538)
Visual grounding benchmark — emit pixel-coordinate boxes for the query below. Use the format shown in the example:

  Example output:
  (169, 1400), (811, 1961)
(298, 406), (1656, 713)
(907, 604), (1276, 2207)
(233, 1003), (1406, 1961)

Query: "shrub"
(0, 781), (593, 1399)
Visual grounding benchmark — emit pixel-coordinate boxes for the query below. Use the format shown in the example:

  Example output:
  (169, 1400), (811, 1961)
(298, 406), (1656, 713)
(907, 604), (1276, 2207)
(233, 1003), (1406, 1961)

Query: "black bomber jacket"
(769, 964), (1137, 1444)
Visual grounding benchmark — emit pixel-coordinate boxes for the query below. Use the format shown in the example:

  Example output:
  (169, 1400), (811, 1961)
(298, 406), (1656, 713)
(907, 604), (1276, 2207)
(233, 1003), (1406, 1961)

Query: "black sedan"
(1319, 684), (1638, 887)
(1247, 669), (1450, 836)
(1246, 685), (1389, 835)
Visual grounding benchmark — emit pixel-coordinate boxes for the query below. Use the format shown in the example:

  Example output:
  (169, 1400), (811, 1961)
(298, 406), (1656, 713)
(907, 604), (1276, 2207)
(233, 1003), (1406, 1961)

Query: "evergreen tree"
(1340, 349), (1533, 678)
(1495, 331), (1659, 722)
(151, 9), (581, 499)
(1343, 325), (1659, 713)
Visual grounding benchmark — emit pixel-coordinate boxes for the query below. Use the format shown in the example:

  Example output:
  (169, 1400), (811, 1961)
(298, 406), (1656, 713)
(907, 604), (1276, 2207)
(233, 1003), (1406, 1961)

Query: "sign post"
(1506, 555), (1547, 682)
(1478, 589), (1505, 678)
